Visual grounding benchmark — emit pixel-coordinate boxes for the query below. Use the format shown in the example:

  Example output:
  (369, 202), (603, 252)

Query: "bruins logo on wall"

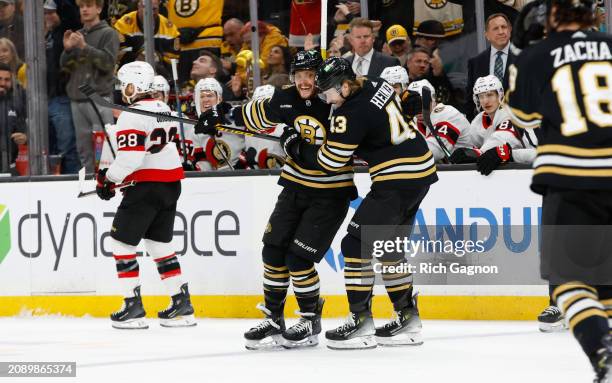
(294, 115), (325, 145)
(425, 0), (447, 10)
(174, 0), (199, 17)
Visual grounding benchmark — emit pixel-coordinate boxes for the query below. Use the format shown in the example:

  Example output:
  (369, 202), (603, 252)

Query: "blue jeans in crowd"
(48, 95), (81, 174)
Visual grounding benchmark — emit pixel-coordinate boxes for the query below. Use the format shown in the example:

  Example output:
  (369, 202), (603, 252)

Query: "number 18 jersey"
(106, 99), (184, 184)
(506, 30), (612, 194)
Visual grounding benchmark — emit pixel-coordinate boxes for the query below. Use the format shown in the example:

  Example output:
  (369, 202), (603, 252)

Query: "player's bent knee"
(110, 237), (138, 255)
(144, 239), (175, 259)
(262, 243), (286, 266)
(341, 234), (365, 260)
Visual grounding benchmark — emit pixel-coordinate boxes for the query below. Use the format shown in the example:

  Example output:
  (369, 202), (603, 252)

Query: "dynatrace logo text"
(0, 204), (11, 264)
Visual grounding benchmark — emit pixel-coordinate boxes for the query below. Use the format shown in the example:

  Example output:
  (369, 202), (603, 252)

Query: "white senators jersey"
(99, 123), (118, 170)
(106, 99), (184, 183)
(481, 119), (539, 165)
(242, 125), (285, 169)
(470, 105), (511, 149)
(425, 103), (473, 162)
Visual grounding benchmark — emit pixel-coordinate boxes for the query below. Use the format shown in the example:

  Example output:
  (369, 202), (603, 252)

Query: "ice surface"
(0, 317), (594, 383)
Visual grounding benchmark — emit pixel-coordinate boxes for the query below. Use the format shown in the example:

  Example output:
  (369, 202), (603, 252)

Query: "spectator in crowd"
(327, 37), (343, 58)
(45, 0), (80, 174)
(0, 0), (23, 58)
(189, 50), (234, 102)
(113, 0), (180, 78)
(60, 0), (119, 173)
(240, 20), (288, 70)
(465, 13), (515, 120)
(0, 62), (26, 174)
(406, 47), (456, 108)
(384, 24), (410, 66)
(0, 37), (24, 87)
(346, 18), (399, 78)
(165, 0), (223, 83)
(220, 17), (244, 74)
(414, 0), (464, 38)
(289, 0), (321, 48)
(105, 0), (138, 25)
(263, 45), (291, 81)
(413, 20), (445, 52)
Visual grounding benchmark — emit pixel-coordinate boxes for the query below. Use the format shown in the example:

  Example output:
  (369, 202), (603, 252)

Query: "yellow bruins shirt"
(166, 0), (223, 51)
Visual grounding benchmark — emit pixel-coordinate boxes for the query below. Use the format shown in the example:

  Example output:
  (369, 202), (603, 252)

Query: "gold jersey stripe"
(537, 145), (612, 157)
(346, 286), (374, 291)
(561, 292), (599, 313)
(258, 100), (275, 127)
(553, 283), (598, 301)
(373, 166), (437, 182)
(292, 276), (320, 286)
(344, 257), (372, 264)
(289, 267), (316, 277)
(385, 284), (413, 293)
(264, 271), (290, 279)
(370, 152), (433, 173)
(264, 263), (288, 272)
(321, 145), (352, 163)
(285, 158), (353, 176)
(569, 308), (608, 330)
(534, 166), (612, 177)
(508, 105), (543, 122)
(280, 172), (355, 188)
(326, 140), (359, 150)
(600, 298), (612, 306)
(344, 271), (376, 277)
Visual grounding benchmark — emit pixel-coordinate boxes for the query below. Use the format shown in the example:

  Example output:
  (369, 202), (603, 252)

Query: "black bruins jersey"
(234, 85), (356, 198)
(316, 80), (438, 189)
(507, 30), (612, 194)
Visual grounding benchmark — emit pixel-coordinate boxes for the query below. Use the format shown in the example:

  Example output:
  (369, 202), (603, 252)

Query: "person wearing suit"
(465, 13), (515, 120)
(345, 18), (400, 79)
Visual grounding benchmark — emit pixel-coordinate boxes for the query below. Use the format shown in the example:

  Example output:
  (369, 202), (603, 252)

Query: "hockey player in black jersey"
(281, 57), (437, 349)
(196, 50), (356, 349)
(507, 1), (612, 381)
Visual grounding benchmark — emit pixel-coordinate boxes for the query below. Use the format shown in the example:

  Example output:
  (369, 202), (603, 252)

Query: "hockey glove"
(477, 144), (512, 175)
(449, 147), (481, 164)
(280, 127), (302, 160)
(400, 89), (423, 119)
(96, 168), (116, 200)
(194, 102), (232, 136)
(182, 161), (196, 171)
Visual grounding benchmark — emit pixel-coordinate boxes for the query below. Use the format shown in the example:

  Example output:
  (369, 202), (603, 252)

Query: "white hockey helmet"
(380, 66), (409, 90)
(194, 78), (223, 115)
(117, 61), (155, 104)
(252, 84), (275, 100)
(472, 75), (504, 111)
(407, 79), (436, 100)
(152, 75), (170, 103)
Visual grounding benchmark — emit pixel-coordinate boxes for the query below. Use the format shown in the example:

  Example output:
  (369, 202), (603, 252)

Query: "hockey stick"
(78, 84), (281, 142)
(77, 167), (135, 198)
(421, 87), (452, 163)
(86, 94), (116, 159)
(170, 59), (189, 164)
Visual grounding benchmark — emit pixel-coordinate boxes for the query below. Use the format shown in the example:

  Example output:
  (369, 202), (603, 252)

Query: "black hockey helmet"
(290, 49), (324, 75)
(315, 57), (356, 92)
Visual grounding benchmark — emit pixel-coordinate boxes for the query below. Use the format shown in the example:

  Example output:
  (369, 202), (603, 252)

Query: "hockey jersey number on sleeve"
(117, 130), (147, 151)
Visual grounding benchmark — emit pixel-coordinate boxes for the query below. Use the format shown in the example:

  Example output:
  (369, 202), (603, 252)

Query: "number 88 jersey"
(106, 99), (185, 184)
(506, 30), (612, 194)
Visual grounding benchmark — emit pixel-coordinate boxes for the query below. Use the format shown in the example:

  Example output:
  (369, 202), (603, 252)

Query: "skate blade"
(245, 334), (286, 351)
(538, 320), (566, 333)
(326, 336), (377, 350)
(376, 332), (423, 346)
(282, 334), (319, 349)
(160, 314), (197, 328)
(112, 318), (148, 330)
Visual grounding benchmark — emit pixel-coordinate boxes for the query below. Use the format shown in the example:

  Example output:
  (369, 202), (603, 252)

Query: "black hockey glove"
(449, 147), (481, 164)
(194, 102), (232, 136)
(400, 89), (423, 119)
(96, 168), (116, 200)
(182, 161), (196, 171)
(477, 144), (512, 175)
(280, 127), (303, 160)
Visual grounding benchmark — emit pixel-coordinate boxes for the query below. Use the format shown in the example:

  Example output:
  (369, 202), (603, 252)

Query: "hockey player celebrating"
(281, 57), (437, 349)
(407, 79), (473, 163)
(196, 50), (356, 349)
(506, 1), (612, 381)
(96, 61), (195, 329)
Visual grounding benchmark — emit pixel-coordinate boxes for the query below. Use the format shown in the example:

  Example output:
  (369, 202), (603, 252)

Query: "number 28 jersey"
(106, 99), (185, 184)
(506, 30), (612, 194)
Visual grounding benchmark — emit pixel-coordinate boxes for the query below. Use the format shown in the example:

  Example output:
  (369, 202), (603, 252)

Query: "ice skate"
(244, 303), (286, 350)
(111, 286), (148, 330)
(282, 298), (324, 349)
(592, 335), (612, 383)
(537, 305), (566, 333)
(158, 283), (196, 327)
(375, 295), (423, 346)
(325, 310), (376, 350)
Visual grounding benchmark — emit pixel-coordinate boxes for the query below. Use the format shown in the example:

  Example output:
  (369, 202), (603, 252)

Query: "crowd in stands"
(0, 0), (608, 175)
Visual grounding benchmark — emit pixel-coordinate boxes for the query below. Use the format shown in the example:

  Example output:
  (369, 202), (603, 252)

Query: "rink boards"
(0, 167), (549, 319)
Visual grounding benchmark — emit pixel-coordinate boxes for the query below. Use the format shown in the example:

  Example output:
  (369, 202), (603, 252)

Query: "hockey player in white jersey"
(152, 75), (170, 104)
(240, 85), (285, 169)
(191, 78), (245, 170)
(407, 80), (473, 162)
(96, 61), (195, 329)
(379, 66), (424, 120)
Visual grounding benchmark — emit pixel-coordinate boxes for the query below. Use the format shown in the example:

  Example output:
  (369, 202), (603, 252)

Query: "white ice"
(0, 317), (595, 383)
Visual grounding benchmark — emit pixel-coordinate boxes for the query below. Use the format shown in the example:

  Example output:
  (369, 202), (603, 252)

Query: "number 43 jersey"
(506, 30), (612, 194)
(106, 99), (185, 184)
(319, 79), (438, 189)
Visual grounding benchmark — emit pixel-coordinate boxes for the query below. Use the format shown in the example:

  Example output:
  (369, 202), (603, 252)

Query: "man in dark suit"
(345, 18), (399, 78)
(465, 13), (515, 120)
